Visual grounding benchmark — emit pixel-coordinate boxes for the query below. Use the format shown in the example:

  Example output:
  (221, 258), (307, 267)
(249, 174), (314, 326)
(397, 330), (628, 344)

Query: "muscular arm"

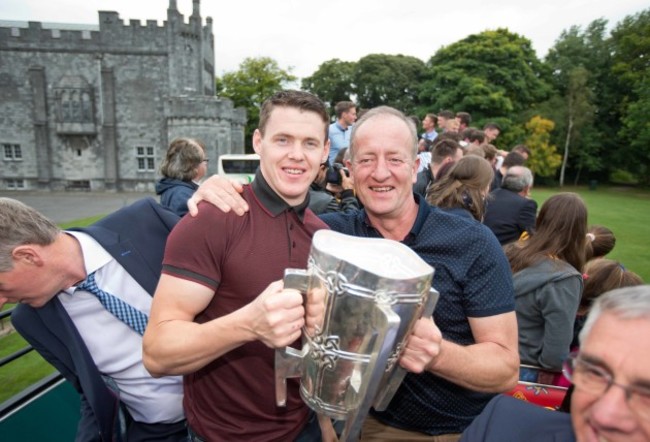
(426, 311), (519, 392)
(142, 275), (304, 377)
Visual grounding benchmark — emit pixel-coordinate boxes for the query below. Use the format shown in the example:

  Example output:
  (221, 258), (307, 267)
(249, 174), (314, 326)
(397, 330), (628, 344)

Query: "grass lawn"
(531, 185), (650, 282)
(0, 332), (56, 403)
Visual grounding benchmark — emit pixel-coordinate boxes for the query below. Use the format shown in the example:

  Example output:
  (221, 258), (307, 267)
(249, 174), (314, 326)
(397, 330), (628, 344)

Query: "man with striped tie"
(0, 197), (187, 442)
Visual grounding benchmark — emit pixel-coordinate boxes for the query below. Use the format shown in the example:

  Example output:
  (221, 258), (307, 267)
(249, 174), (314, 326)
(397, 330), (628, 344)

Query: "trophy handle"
(275, 268), (310, 406)
(373, 287), (440, 411)
(339, 303), (401, 442)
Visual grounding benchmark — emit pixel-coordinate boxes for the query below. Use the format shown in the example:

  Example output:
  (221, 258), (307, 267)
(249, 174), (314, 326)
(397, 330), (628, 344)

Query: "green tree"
(301, 59), (356, 109)
(419, 29), (551, 148)
(558, 67), (597, 186)
(353, 54), (426, 114)
(216, 57), (296, 149)
(609, 9), (650, 183)
(524, 116), (562, 177)
(542, 20), (610, 183)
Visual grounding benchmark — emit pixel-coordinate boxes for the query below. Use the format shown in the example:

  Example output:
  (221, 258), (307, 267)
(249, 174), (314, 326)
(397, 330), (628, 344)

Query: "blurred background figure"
(572, 258), (643, 349)
(585, 225), (616, 260)
(506, 193), (588, 383)
(483, 166), (537, 246)
(426, 155), (494, 221)
(156, 138), (208, 217)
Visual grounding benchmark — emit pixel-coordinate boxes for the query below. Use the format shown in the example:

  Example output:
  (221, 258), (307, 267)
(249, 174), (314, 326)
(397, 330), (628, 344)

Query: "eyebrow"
(581, 352), (650, 389)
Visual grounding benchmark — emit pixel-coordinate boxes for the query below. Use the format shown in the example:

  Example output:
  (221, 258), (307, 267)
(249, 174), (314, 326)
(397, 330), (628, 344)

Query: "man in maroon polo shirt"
(142, 90), (332, 441)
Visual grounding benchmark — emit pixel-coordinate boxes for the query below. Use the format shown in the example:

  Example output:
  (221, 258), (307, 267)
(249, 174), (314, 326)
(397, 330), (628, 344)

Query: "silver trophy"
(276, 230), (439, 441)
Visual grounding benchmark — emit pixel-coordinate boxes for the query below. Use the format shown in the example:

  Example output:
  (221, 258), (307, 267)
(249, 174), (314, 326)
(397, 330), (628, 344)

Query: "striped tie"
(76, 272), (149, 336)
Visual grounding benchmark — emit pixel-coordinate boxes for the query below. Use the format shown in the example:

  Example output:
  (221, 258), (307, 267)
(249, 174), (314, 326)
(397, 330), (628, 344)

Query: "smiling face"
(571, 312), (650, 442)
(253, 106), (329, 206)
(349, 114), (418, 222)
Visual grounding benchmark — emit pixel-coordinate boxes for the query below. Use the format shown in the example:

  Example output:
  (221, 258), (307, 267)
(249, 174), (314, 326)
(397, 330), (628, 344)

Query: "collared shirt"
(162, 169), (327, 441)
(328, 121), (351, 164)
(59, 231), (184, 424)
(321, 194), (515, 435)
(421, 130), (438, 142)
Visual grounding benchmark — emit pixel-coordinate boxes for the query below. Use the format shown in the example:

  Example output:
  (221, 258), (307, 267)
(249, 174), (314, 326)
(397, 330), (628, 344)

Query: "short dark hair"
(503, 151), (526, 168)
(438, 110), (454, 119)
(455, 111), (472, 126)
(259, 90), (329, 141)
(483, 122), (501, 131)
(432, 139), (461, 164)
(512, 144), (531, 158)
(425, 113), (438, 124)
(334, 101), (356, 118)
(463, 128), (485, 144)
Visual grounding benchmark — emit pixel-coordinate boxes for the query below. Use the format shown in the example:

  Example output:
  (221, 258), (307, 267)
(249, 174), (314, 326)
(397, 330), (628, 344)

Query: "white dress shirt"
(59, 231), (184, 424)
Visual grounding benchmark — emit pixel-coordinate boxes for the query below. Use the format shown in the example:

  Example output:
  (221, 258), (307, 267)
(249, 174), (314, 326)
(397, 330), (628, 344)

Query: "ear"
(252, 129), (263, 155)
(412, 156), (420, 184)
(12, 245), (44, 267)
(322, 140), (331, 163)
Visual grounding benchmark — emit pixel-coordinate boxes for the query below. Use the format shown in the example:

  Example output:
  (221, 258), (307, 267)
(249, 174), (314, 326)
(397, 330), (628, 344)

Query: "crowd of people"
(0, 92), (647, 442)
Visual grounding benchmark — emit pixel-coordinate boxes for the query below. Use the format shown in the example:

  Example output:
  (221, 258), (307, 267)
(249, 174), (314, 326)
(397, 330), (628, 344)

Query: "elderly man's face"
(571, 312), (650, 441)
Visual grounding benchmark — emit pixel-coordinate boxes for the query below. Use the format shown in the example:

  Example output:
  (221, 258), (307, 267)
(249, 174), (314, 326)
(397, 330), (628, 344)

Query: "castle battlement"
(0, 5), (211, 52)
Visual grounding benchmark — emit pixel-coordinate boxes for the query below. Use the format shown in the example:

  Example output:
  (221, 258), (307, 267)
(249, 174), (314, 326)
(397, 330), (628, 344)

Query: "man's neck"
(59, 232), (89, 287)
(366, 200), (419, 241)
(338, 118), (349, 130)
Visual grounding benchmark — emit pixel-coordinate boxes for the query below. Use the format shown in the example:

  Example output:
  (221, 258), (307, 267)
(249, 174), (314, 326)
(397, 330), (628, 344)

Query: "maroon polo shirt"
(162, 170), (328, 441)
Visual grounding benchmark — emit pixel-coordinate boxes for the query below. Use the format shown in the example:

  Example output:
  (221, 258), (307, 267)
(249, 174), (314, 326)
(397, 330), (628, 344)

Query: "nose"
(588, 383), (637, 434)
(287, 141), (305, 161)
(371, 157), (391, 181)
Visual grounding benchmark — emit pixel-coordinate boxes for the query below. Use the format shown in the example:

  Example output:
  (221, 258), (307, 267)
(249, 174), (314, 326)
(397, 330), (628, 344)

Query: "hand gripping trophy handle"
(275, 269), (310, 407)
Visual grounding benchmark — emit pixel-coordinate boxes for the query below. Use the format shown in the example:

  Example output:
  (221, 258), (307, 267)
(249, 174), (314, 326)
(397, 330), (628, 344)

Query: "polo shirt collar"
(361, 193), (429, 242)
(251, 168), (309, 222)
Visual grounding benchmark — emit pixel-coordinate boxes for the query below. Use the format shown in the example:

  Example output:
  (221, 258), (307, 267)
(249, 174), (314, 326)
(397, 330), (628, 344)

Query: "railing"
(0, 307), (80, 441)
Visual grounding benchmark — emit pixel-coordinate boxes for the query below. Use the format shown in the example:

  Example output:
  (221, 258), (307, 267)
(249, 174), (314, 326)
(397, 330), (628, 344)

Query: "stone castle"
(0, 0), (246, 192)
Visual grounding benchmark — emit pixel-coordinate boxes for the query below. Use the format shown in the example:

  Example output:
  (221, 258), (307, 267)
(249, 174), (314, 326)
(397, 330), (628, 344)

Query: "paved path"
(0, 191), (154, 224)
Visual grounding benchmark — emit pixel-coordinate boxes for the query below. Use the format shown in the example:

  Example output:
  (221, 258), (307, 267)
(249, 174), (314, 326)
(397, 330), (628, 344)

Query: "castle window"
(54, 77), (97, 135)
(3, 144), (22, 161)
(136, 146), (155, 171)
(5, 179), (25, 190)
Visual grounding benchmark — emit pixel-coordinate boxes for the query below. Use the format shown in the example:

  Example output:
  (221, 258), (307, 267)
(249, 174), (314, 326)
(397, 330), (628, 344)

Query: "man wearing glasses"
(461, 285), (650, 442)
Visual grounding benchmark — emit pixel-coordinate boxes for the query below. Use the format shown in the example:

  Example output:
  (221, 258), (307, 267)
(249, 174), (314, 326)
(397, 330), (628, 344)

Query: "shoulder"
(461, 396), (574, 442)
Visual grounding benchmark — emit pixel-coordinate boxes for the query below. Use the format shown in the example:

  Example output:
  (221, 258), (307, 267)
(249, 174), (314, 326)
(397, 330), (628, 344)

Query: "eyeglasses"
(201, 159), (209, 163)
(563, 352), (650, 420)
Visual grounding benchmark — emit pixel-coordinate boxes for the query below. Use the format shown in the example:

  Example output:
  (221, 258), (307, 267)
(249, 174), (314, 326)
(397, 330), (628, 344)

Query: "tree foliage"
(353, 54), (426, 114)
(418, 28), (552, 148)
(524, 116), (562, 177)
(216, 57), (296, 149)
(301, 59), (356, 110)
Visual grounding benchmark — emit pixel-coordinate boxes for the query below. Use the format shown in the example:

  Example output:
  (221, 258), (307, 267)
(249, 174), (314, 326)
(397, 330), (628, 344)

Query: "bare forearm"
(427, 339), (519, 392)
(143, 308), (253, 377)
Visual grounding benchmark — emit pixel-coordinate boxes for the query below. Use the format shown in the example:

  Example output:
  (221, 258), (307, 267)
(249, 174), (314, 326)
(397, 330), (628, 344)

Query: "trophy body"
(276, 230), (438, 441)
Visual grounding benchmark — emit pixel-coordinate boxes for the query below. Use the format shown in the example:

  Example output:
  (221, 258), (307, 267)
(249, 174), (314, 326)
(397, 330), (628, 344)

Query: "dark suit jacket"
(460, 395), (576, 442)
(12, 198), (181, 442)
(483, 188), (537, 245)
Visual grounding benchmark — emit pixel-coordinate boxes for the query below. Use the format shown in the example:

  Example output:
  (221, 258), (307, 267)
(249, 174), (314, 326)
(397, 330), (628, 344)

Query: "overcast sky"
(1, 0), (647, 79)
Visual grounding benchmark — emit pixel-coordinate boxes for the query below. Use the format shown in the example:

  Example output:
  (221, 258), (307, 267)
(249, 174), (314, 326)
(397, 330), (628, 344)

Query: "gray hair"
(501, 166), (533, 192)
(0, 198), (60, 272)
(579, 285), (650, 344)
(349, 106), (418, 160)
(160, 138), (206, 181)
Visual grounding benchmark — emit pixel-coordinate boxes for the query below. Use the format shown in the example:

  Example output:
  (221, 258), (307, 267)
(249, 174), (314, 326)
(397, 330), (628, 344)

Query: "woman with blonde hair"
(426, 155), (494, 221)
(155, 138), (208, 216)
(506, 193), (588, 382)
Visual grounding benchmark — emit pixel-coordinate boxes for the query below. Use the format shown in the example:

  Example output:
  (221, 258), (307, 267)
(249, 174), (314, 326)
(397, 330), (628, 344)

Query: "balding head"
(501, 166), (533, 195)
